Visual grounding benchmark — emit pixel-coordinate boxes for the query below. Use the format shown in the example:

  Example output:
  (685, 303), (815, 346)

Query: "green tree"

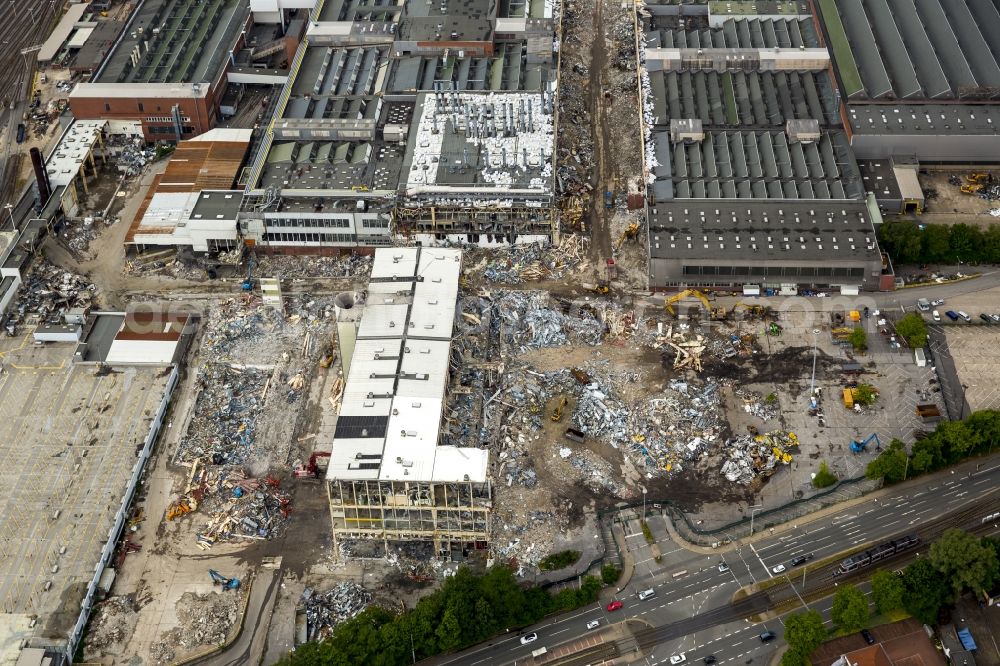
(852, 384), (879, 407)
(929, 528), (1000, 596)
(984, 224), (1000, 264)
(831, 585), (869, 632)
(435, 607), (463, 652)
(935, 420), (980, 463)
(784, 609), (827, 656)
(871, 569), (906, 615)
(922, 224), (951, 262)
(902, 558), (951, 624)
(601, 563), (621, 585)
(877, 219), (923, 263)
(949, 223), (985, 263)
(895, 313), (928, 349)
(780, 647), (810, 666)
(865, 439), (909, 483)
(812, 461), (838, 488)
(849, 327), (867, 351)
(910, 435), (944, 474)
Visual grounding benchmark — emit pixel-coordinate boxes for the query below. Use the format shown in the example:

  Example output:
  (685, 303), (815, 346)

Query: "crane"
(294, 451), (332, 478)
(208, 569), (240, 590)
(614, 222), (639, 251)
(850, 433), (881, 454)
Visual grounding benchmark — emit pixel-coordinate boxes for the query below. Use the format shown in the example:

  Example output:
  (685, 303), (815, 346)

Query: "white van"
(638, 588), (656, 600)
(958, 311), (972, 322)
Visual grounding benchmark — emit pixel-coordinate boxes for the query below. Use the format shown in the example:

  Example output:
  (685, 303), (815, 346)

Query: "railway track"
(0, 0), (64, 203)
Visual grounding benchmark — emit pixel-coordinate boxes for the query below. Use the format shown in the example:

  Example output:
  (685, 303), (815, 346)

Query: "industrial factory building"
(326, 247), (491, 558)
(643, 5), (891, 292)
(238, 0), (559, 253)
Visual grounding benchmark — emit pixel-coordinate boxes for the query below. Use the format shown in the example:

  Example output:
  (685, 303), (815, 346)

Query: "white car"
(771, 564), (786, 574)
(586, 620), (600, 630)
(670, 653), (687, 664)
(638, 588), (656, 600)
(932, 310), (941, 322)
(520, 632), (538, 645)
(932, 299), (945, 306)
(718, 562), (730, 573)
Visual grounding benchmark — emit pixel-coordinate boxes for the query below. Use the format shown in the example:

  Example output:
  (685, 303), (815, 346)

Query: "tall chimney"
(30, 147), (51, 206)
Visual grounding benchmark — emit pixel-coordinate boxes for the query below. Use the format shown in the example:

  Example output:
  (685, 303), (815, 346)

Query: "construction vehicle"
(294, 451), (332, 478)
(850, 433), (881, 454)
(550, 396), (568, 422)
(967, 172), (990, 184)
(665, 289), (711, 316)
(351, 185), (370, 192)
(166, 497), (196, 520)
(208, 569), (241, 590)
(242, 254), (256, 291)
(319, 349), (336, 368)
(614, 222), (640, 251)
(591, 280), (610, 294)
(960, 184), (983, 195)
(604, 190), (614, 209)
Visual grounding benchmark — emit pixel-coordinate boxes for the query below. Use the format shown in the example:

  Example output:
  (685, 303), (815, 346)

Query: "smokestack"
(30, 147), (51, 207)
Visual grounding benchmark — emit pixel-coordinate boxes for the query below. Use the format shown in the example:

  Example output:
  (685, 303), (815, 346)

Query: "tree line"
(277, 566), (606, 666)
(866, 410), (1000, 483)
(878, 219), (1000, 265)
(782, 529), (999, 665)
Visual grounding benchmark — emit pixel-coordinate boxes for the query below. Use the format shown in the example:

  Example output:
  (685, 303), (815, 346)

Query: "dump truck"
(604, 191), (614, 209)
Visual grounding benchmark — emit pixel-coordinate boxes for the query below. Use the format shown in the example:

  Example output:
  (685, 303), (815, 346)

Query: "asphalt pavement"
(429, 455), (1000, 666)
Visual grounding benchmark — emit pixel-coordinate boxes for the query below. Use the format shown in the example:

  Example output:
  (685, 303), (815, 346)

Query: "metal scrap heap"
(9, 261), (94, 319)
(193, 469), (292, 547)
(300, 583), (373, 642)
(177, 363), (268, 466)
(721, 431), (799, 485)
(466, 236), (588, 284)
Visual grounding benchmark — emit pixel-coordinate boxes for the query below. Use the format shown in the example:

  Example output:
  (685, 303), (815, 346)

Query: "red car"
(606, 600), (623, 612)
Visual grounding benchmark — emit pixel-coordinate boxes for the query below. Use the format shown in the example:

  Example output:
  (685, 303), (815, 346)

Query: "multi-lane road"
(430, 455), (1000, 666)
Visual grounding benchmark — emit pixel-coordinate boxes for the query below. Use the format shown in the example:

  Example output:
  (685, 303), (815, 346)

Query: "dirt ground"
(918, 169), (1000, 216)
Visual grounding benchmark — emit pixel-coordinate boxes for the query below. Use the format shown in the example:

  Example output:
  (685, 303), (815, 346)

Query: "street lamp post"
(641, 486), (647, 519)
(4, 203), (14, 232)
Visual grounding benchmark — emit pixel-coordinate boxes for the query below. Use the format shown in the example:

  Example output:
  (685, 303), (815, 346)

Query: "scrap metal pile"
(177, 364), (269, 466)
(255, 253), (373, 279)
(465, 235), (588, 283)
(300, 583), (373, 642)
(721, 431), (799, 485)
(193, 469), (292, 547)
(149, 590), (240, 664)
(8, 261), (94, 319)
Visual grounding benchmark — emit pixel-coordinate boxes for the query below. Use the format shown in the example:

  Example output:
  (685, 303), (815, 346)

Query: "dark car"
(703, 656), (717, 664)
(789, 553), (813, 567)
(945, 310), (960, 321)
(980, 313), (993, 324)
(760, 631), (776, 643)
(861, 629), (875, 645)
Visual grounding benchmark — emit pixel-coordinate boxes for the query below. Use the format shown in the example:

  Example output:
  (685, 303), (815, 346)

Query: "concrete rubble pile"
(555, 0), (596, 197)
(493, 509), (568, 569)
(9, 261), (94, 319)
(255, 253), (373, 279)
(735, 388), (779, 421)
(176, 363), (268, 466)
(194, 468), (292, 546)
(149, 590), (240, 664)
(300, 583), (373, 641)
(721, 430), (799, 485)
(82, 596), (139, 655)
(467, 236), (588, 283)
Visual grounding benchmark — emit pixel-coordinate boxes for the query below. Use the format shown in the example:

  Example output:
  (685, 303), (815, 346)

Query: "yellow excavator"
(961, 184), (983, 194)
(614, 222), (640, 251)
(550, 396), (568, 422)
(664, 288), (711, 316)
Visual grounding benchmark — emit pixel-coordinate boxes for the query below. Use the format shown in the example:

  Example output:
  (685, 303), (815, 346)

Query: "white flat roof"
(46, 120), (107, 187)
(70, 82), (211, 99)
(327, 247), (486, 484)
(371, 248), (419, 279)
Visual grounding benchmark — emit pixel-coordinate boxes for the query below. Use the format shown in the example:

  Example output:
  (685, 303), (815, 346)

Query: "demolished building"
(326, 247), (491, 559)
